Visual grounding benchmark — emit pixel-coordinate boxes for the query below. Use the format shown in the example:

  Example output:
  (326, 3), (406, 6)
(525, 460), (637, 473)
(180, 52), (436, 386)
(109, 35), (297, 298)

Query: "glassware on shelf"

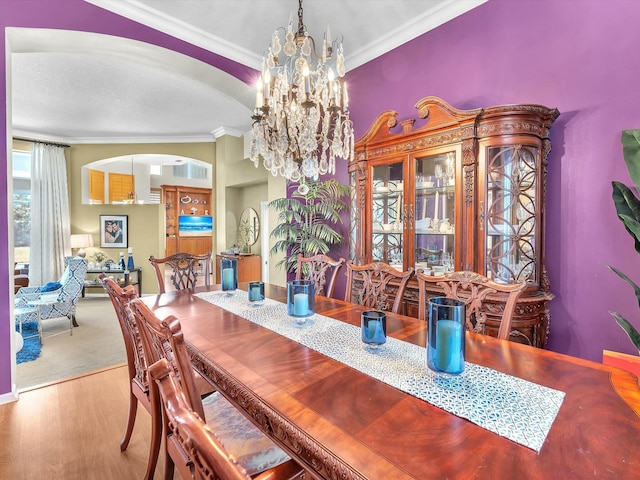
(434, 164), (443, 186)
(442, 252), (454, 272)
(445, 155), (455, 185)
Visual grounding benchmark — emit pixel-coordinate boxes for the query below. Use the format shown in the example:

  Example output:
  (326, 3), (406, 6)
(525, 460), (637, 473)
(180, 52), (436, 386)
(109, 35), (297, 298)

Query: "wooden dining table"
(142, 283), (640, 479)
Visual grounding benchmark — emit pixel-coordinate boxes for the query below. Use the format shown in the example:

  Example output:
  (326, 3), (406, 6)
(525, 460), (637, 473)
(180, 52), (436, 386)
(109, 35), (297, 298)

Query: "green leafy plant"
(269, 178), (350, 273)
(609, 129), (640, 354)
(237, 217), (253, 253)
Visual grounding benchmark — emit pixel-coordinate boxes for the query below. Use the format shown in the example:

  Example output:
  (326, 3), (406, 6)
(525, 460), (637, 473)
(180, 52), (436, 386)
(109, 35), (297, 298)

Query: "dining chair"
(102, 275), (215, 480)
(149, 252), (212, 293)
(416, 270), (527, 339)
(345, 262), (414, 314)
(129, 298), (305, 480)
(295, 253), (346, 297)
(101, 275), (159, 480)
(148, 358), (304, 480)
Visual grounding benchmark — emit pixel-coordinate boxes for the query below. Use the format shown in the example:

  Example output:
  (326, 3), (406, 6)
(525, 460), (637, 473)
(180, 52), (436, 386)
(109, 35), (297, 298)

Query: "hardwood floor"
(0, 365), (173, 479)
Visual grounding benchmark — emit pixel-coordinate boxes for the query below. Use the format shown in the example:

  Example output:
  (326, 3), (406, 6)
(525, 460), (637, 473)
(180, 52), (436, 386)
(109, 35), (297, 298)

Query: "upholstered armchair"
(15, 256), (88, 332)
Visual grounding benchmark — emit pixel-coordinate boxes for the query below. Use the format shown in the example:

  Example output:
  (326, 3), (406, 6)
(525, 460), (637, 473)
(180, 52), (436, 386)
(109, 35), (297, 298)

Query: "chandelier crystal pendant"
(250, 0), (354, 182)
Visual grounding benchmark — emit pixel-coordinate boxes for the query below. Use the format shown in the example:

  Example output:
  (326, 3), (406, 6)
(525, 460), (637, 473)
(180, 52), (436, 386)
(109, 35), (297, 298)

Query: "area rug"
(16, 323), (41, 364)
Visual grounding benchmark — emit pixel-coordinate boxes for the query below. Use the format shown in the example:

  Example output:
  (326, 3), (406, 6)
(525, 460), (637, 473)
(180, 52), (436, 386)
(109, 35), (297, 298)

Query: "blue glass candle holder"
(427, 297), (466, 375)
(287, 280), (314, 324)
(361, 310), (387, 350)
(248, 281), (265, 306)
(220, 257), (238, 295)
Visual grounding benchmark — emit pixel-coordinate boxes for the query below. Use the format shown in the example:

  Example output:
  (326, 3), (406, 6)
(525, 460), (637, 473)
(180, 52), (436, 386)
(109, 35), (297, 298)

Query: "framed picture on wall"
(100, 214), (128, 248)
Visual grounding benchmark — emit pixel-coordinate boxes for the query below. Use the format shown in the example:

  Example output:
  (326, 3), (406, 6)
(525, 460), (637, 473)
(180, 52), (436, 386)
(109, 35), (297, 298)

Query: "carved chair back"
(416, 270), (527, 339)
(101, 275), (162, 480)
(295, 253), (345, 297)
(129, 297), (206, 418)
(149, 252), (212, 294)
(101, 275), (146, 396)
(345, 262), (414, 314)
(148, 358), (254, 480)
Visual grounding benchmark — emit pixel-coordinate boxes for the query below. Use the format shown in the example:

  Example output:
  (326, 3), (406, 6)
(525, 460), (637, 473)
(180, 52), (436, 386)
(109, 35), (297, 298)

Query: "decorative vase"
(427, 297), (466, 375)
(287, 280), (315, 324)
(220, 257), (238, 295)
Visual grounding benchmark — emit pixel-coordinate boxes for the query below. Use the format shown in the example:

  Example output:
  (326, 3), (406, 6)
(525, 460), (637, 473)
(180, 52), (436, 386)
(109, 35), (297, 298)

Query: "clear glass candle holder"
(287, 280), (315, 324)
(247, 281), (265, 306)
(220, 257), (238, 295)
(427, 297), (466, 375)
(361, 310), (387, 350)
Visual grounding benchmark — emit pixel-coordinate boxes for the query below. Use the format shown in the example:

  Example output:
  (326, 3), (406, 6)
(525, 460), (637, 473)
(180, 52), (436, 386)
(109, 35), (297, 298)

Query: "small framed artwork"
(100, 214), (128, 248)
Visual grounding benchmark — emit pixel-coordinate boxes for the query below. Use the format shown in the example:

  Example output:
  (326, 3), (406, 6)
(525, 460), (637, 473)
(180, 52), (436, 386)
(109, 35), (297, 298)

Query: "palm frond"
(269, 178), (350, 272)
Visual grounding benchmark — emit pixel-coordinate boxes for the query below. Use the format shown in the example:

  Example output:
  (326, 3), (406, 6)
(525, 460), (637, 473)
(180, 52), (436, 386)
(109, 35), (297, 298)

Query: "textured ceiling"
(10, 0), (487, 143)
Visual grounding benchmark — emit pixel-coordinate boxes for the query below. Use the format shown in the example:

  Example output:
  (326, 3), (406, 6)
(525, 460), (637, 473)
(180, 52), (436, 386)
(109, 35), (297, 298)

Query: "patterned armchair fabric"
(16, 256), (88, 327)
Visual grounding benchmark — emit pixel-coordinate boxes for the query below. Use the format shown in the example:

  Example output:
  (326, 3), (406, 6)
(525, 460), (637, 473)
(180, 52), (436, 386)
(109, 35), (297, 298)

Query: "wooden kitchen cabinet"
(215, 254), (261, 284)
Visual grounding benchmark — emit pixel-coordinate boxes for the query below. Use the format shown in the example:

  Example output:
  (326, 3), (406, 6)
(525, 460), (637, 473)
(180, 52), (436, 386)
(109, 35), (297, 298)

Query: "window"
(89, 168), (105, 204)
(13, 149), (31, 263)
(173, 161), (208, 180)
(108, 172), (134, 203)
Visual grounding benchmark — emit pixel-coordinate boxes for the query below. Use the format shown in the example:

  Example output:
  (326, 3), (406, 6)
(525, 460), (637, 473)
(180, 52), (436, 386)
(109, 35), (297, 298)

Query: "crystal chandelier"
(250, 0), (354, 182)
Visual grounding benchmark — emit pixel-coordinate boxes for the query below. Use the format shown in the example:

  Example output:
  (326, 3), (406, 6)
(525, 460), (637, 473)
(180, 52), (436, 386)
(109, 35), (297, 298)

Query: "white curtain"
(29, 143), (71, 285)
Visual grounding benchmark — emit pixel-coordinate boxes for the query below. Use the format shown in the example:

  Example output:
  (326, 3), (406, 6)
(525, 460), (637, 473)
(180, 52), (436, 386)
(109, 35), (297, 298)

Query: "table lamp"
(70, 233), (94, 258)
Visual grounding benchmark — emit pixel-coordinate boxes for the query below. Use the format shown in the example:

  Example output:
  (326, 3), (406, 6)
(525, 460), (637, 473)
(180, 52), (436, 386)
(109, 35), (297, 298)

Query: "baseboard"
(0, 386), (20, 405)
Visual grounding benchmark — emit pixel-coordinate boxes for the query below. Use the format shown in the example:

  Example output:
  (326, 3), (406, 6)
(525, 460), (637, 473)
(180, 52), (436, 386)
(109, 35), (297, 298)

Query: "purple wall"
(346, 0), (640, 362)
(1, 0), (638, 395)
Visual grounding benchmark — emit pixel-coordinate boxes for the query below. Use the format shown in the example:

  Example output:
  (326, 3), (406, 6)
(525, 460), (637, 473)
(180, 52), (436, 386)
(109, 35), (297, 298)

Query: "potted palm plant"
(269, 178), (350, 273)
(606, 129), (640, 378)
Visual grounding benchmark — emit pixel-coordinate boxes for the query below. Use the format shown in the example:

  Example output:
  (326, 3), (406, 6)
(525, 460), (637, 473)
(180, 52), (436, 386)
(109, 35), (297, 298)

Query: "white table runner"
(195, 291), (565, 452)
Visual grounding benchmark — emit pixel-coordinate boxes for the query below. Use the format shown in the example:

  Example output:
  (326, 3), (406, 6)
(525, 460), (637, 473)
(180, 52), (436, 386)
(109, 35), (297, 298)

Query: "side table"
(83, 267), (142, 296)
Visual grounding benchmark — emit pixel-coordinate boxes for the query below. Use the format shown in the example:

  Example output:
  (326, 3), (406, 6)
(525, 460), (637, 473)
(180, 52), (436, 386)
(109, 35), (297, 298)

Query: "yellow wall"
(69, 142), (215, 294)
(15, 136), (287, 292)
(214, 135), (287, 286)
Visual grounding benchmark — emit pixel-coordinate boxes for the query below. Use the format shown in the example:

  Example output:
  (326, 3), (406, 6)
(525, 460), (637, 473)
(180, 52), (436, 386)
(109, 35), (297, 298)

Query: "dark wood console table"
(83, 267), (142, 297)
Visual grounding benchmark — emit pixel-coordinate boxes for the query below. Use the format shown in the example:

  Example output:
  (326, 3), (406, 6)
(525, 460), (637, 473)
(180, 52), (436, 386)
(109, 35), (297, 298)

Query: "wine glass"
(434, 164), (443, 186)
(443, 252), (454, 272)
(445, 157), (455, 185)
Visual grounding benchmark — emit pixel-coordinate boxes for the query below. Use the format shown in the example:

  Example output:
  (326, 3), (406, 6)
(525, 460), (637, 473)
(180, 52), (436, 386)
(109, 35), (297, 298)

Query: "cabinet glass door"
(485, 145), (538, 283)
(371, 162), (404, 268)
(414, 152), (456, 272)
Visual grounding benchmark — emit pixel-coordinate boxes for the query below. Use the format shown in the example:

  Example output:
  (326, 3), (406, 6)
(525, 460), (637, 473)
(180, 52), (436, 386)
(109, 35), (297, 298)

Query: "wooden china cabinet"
(350, 97), (559, 347)
(162, 185), (213, 257)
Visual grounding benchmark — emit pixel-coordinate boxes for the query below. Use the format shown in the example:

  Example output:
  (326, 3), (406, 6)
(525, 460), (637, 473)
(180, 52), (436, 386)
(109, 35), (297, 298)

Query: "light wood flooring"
(0, 365), (174, 480)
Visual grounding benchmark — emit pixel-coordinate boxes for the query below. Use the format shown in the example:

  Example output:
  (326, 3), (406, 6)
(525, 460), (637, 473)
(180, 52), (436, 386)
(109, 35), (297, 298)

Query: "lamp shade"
(70, 233), (94, 249)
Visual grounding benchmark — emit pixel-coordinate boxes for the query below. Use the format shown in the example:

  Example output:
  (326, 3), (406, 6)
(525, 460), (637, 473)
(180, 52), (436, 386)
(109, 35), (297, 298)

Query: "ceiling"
(10, 0), (487, 144)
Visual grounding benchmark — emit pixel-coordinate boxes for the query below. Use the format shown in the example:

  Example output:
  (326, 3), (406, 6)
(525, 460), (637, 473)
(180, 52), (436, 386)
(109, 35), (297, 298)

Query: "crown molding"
(85, 0), (263, 69)
(11, 128), (217, 145)
(211, 126), (245, 139)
